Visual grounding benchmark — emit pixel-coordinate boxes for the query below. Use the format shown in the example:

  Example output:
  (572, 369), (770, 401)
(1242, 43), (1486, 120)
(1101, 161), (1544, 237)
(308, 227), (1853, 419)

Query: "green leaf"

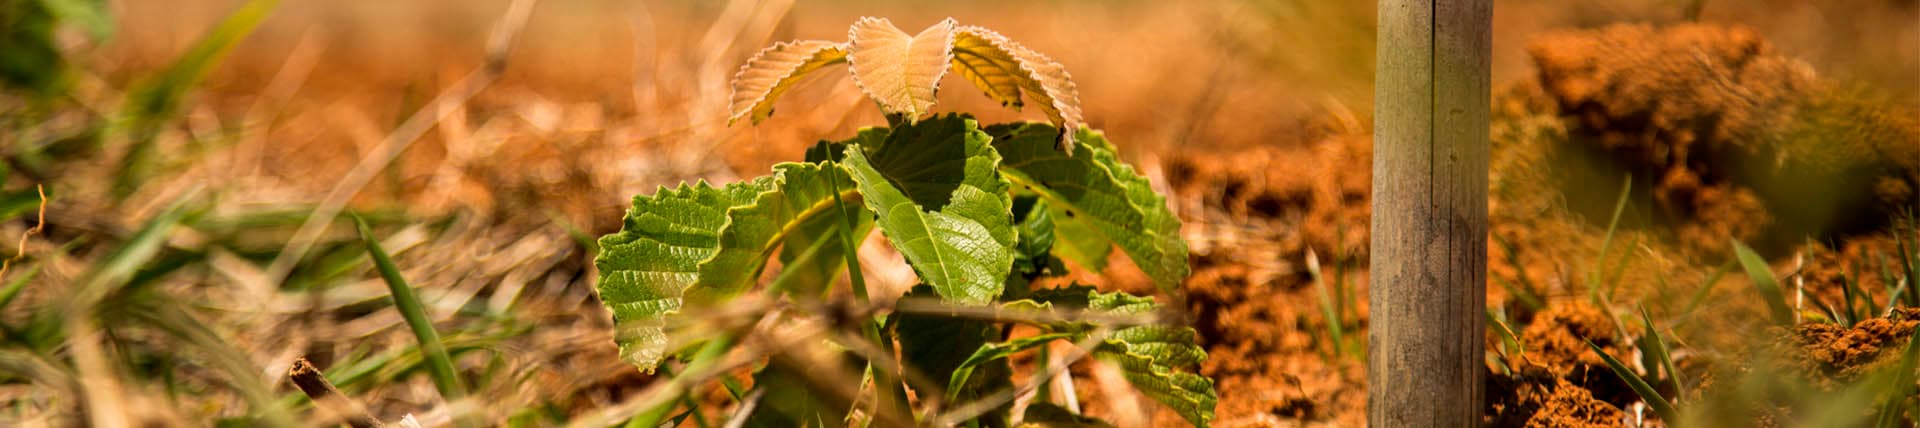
(988, 123), (1189, 292)
(895, 285), (1010, 422)
(598, 160), (884, 372)
(687, 162), (863, 303)
(1011, 196), (1058, 274)
(1731, 239), (1792, 325)
(803, 129), (886, 164)
(595, 181), (765, 371)
(949, 332), (1073, 401)
(842, 114), (1014, 304)
(1092, 329), (1215, 428)
(1008, 286), (1215, 427)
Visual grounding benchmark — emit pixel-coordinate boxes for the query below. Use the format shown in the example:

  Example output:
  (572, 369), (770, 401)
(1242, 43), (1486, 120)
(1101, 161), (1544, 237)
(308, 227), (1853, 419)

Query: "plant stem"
(355, 215), (474, 427)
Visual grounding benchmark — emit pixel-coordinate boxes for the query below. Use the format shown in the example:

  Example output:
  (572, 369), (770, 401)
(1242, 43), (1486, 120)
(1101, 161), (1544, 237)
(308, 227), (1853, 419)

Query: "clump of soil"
(1780, 308), (1919, 387)
(1485, 303), (1643, 426)
(1516, 303), (1628, 377)
(1486, 376), (1628, 428)
(1528, 23), (1920, 256)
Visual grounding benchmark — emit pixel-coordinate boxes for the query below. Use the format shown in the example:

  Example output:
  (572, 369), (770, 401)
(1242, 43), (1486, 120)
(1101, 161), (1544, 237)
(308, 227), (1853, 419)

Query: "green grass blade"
(1896, 218), (1918, 306)
(1637, 307), (1684, 393)
(1485, 310), (1526, 360)
(1589, 174), (1632, 305)
(1586, 340), (1679, 423)
(1305, 250), (1347, 359)
(354, 215), (470, 413)
(1731, 239), (1793, 326)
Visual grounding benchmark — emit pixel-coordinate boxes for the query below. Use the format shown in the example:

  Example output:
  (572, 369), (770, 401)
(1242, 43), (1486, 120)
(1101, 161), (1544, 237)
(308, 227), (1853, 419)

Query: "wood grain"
(1368, 0), (1491, 425)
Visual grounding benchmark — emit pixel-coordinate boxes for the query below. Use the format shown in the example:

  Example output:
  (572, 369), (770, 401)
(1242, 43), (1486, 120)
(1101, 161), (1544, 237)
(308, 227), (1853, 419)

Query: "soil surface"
(1117, 22), (1920, 427)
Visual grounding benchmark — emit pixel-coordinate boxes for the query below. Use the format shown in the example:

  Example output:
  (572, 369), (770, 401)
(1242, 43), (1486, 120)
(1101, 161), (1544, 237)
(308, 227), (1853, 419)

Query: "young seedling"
(593, 17), (1216, 427)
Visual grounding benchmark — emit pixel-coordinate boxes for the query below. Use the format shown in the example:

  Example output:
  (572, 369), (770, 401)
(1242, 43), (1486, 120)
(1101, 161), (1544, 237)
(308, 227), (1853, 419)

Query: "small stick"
(289, 358), (383, 428)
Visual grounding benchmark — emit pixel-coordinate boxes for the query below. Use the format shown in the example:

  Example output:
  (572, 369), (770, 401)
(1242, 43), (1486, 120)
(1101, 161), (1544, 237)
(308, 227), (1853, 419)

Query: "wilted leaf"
(728, 40), (849, 125)
(989, 123), (1190, 293)
(848, 17), (955, 121)
(842, 114), (1014, 304)
(953, 26), (1085, 151)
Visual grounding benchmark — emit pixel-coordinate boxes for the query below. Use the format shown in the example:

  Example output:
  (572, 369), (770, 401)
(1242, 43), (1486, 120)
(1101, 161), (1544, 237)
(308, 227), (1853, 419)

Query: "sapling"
(594, 17), (1216, 427)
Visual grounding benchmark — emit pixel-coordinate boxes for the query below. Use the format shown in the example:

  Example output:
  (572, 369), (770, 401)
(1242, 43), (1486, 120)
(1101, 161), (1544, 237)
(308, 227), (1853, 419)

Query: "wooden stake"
(1369, 0), (1491, 425)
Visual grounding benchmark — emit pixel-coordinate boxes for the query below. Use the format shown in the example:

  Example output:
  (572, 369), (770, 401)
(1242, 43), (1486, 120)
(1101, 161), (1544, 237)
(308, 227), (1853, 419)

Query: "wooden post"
(1369, 0), (1490, 426)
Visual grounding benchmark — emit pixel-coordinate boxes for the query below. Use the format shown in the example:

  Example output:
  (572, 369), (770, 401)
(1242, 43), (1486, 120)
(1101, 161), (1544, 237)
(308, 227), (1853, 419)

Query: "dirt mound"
(1486, 376), (1628, 428)
(1781, 308), (1919, 387)
(1528, 23), (1920, 256)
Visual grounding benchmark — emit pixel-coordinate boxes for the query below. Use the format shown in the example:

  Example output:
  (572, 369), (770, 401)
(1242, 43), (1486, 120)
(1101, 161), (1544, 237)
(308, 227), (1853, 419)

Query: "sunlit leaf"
(842, 115), (1014, 304)
(728, 40), (849, 125)
(953, 26), (1086, 151)
(848, 17), (955, 121)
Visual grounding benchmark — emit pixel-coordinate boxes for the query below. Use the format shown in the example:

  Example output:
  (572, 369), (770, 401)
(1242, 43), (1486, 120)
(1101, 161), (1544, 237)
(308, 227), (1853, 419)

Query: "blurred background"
(2, 0), (1917, 426)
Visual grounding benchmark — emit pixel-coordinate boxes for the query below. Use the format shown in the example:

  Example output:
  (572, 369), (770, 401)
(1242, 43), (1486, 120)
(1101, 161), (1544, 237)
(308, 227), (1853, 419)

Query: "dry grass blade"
(848, 17), (955, 120)
(952, 25), (1084, 151)
(727, 40), (848, 125)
